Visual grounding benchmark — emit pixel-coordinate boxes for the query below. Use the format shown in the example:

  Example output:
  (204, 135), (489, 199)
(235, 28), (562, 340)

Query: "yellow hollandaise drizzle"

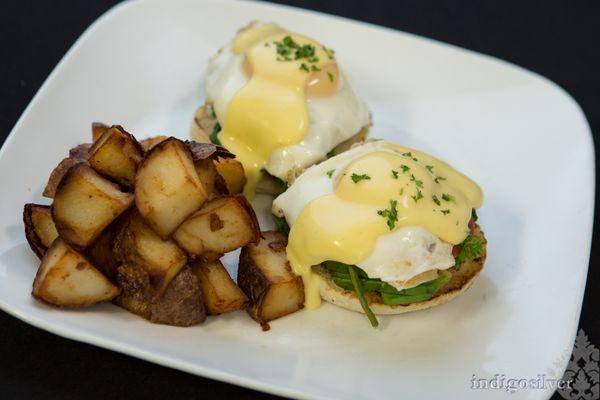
(287, 143), (484, 309)
(219, 24), (339, 198)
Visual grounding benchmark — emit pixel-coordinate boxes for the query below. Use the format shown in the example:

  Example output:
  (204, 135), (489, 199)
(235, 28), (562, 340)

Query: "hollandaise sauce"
(286, 142), (483, 309)
(218, 24), (339, 197)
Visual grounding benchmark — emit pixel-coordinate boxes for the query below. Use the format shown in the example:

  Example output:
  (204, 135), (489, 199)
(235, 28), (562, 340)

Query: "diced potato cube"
(52, 163), (134, 249)
(115, 264), (205, 326)
(32, 238), (120, 307)
(88, 125), (144, 187)
(238, 231), (304, 325)
(191, 260), (248, 315)
(194, 158), (229, 199)
(113, 211), (187, 295)
(135, 137), (207, 238)
(215, 158), (246, 194)
(173, 195), (259, 256)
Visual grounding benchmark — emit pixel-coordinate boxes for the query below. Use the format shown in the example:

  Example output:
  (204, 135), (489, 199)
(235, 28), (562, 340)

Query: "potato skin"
(237, 249), (271, 322)
(115, 264), (206, 326)
(43, 144), (91, 198)
(23, 204), (57, 259)
(113, 211), (187, 295)
(238, 231), (304, 325)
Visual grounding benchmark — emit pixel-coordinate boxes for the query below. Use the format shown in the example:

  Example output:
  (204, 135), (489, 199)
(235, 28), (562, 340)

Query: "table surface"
(1, 1), (597, 399)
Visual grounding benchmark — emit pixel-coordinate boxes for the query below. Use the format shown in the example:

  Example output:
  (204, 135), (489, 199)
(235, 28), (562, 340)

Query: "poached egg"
(205, 22), (370, 197)
(272, 140), (483, 309)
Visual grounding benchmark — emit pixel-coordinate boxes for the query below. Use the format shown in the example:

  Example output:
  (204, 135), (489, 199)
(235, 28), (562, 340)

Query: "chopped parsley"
(402, 151), (418, 161)
(327, 71), (334, 82)
(351, 173), (371, 183)
(426, 165), (434, 172)
(272, 36), (329, 72)
(434, 176), (446, 183)
(322, 45), (335, 59)
(442, 193), (455, 202)
(400, 164), (410, 173)
(326, 169), (335, 178)
(410, 174), (423, 188)
(432, 195), (441, 206)
(399, 188), (404, 195)
(411, 189), (424, 203)
(471, 208), (478, 222)
(440, 209), (451, 215)
(456, 233), (484, 263)
(391, 170), (399, 179)
(377, 199), (398, 230)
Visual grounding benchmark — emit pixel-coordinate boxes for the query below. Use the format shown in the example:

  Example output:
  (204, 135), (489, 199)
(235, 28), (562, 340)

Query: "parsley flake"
(326, 169), (335, 178)
(411, 189), (424, 203)
(391, 170), (399, 179)
(402, 151), (418, 161)
(351, 173), (371, 183)
(426, 165), (434, 172)
(410, 174), (424, 188)
(440, 209), (451, 215)
(432, 195), (441, 206)
(434, 176), (446, 183)
(377, 199), (398, 230)
(322, 45), (335, 60)
(442, 193), (455, 202)
(400, 164), (410, 173)
(327, 71), (334, 82)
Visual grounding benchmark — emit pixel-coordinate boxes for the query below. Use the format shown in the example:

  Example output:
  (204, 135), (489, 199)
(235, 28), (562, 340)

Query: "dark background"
(1, 1), (597, 399)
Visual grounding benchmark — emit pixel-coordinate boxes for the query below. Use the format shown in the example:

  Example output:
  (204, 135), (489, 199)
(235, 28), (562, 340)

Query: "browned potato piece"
(88, 125), (144, 187)
(92, 122), (109, 142)
(32, 238), (120, 307)
(139, 136), (167, 152)
(173, 195), (260, 257)
(52, 163), (134, 249)
(113, 211), (187, 295)
(43, 143), (91, 198)
(215, 158), (246, 194)
(238, 231), (304, 325)
(115, 264), (205, 326)
(135, 137), (208, 238)
(85, 211), (129, 280)
(23, 204), (59, 258)
(191, 260), (248, 315)
(194, 158), (228, 199)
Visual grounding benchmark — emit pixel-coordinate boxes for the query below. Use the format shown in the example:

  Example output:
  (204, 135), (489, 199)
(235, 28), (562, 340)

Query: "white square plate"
(0, 0), (594, 399)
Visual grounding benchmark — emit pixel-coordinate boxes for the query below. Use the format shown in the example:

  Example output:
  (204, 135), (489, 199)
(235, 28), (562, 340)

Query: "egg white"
(272, 141), (456, 290)
(204, 41), (370, 182)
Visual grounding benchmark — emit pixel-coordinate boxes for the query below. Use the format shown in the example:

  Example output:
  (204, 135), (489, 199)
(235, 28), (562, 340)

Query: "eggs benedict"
(272, 140), (486, 326)
(192, 22), (371, 198)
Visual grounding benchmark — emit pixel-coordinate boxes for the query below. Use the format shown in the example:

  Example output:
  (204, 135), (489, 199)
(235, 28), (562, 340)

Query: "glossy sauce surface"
(219, 24), (339, 197)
